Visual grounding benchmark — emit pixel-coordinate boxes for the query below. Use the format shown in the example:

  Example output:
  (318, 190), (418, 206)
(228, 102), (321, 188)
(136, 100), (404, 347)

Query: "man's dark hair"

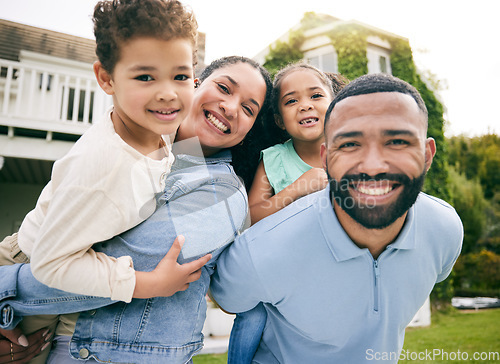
(324, 73), (427, 131)
(93, 0), (198, 74)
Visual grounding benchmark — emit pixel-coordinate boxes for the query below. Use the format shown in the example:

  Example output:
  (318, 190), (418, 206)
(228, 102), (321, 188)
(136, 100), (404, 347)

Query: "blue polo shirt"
(211, 187), (463, 363)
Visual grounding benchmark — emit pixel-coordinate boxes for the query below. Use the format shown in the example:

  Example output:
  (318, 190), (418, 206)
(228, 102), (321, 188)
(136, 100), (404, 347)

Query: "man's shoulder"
(415, 192), (463, 236)
(415, 192), (459, 217)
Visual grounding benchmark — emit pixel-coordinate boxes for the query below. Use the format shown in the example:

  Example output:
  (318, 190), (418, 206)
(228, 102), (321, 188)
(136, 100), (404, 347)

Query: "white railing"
(0, 58), (112, 137)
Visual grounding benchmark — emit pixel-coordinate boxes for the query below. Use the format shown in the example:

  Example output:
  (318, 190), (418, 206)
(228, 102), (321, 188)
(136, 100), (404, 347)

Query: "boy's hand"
(133, 235), (212, 299)
(0, 327), (51, 364)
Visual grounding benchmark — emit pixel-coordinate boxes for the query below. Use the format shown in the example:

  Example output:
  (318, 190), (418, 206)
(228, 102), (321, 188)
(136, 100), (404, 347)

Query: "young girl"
(248, 63), (347, 224)
(229, 63), (348, 363)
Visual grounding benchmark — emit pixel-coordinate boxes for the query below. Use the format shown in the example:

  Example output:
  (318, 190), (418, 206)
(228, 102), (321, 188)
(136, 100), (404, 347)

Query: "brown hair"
(93, 0), (198, 73)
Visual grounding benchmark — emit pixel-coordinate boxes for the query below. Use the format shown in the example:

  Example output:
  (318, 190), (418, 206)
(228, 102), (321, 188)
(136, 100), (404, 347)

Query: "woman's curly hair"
(93, 0), (198, 73)
(199, 56), (274, 191)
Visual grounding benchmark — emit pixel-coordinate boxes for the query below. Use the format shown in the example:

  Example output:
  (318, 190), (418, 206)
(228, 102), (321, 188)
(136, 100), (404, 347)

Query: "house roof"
(0, 19), (96, 64)
(253, 13), (408, 63)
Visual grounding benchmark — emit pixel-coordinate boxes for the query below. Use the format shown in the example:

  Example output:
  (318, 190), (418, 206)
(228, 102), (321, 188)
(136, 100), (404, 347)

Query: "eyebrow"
(281, 86), (324, 101)
(129, 65), (157, 72)
(221, 75), (261, 111)
(332, 131), (363, 143)
(332, 129), (418, 142)
(383, 129), (418, 138)
(129, 65), (193, 72)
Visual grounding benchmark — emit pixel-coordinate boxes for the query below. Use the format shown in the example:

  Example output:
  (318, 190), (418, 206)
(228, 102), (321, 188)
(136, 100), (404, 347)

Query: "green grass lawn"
(193, 308), (500, 364)
(399, 308), (500, 363)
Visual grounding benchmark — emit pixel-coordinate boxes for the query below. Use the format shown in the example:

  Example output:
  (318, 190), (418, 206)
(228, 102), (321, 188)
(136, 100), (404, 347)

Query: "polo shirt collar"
(315, 186), (417, 262)
(386, 195), (418, 251)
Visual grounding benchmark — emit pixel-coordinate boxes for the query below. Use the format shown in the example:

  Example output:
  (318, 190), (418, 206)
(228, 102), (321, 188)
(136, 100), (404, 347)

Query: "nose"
(156, 82), (177, 102)
(357, 144), (390, 177)
(299, 100), (313, 112)
(219, 98), (237, 119)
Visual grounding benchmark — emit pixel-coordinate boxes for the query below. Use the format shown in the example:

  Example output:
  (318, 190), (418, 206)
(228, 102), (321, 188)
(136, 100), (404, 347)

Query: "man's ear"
(274, 114), (286, 130)
(320, 142), (328, 170)
(93, 61), (114, 95)
(424, 137), (436, 172)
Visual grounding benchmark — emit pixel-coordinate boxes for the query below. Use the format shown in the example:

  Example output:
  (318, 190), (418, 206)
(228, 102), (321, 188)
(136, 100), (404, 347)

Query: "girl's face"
(277, 69), (333, 144)
(184, 62), (267, 154)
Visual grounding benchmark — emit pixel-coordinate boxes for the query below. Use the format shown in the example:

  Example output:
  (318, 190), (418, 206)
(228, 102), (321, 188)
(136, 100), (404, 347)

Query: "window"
(308, 56), (320, 69)
(367, 45), (392, 74)
(379, 56), (388, 74)
(304, 45), (338, 73)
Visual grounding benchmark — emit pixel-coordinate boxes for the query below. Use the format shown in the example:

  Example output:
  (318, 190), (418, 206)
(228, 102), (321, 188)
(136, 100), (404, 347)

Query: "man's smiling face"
(321, 92), (436, 229)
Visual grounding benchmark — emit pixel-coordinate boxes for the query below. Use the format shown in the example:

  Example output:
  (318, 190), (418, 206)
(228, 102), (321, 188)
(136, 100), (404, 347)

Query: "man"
(210, 73), (463, 363)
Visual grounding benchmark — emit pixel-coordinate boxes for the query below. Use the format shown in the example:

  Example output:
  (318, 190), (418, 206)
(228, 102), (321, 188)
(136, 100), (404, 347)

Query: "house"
(0, 19), (108, 238)
(253, 13), (403, 77)
(0, 19), (205, 238)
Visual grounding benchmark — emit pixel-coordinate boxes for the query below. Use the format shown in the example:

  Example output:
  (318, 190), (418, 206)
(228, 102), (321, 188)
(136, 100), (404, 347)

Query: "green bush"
(453, 250), (500, 297)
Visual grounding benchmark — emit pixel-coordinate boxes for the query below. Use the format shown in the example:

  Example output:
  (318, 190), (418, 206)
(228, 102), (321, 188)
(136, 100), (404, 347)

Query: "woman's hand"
(133, 235), (212, 299)
(0, 327), (51, 364)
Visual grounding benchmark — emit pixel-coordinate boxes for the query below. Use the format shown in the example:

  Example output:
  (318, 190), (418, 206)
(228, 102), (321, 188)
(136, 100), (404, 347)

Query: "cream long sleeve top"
(17, 108), (174, 303)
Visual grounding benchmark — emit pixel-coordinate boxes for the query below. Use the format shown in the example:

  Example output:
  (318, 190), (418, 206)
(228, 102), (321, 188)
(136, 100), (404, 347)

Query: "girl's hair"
(93, 0), (198, 74)
(199, 56), (273, 191)
(266, 62), (335, 147)
(324, 72), (350, 94)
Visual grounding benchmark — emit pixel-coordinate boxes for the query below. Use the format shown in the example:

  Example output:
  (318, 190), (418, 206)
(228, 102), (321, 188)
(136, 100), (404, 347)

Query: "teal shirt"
(261, 139), (312, 194)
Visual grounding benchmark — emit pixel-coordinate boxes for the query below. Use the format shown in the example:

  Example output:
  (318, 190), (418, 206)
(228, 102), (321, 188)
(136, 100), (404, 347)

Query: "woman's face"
(184, 62), (267, 154)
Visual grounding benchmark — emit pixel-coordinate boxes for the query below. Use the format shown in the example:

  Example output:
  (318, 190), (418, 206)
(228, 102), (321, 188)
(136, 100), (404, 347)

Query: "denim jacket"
(0, 150), (248, 363)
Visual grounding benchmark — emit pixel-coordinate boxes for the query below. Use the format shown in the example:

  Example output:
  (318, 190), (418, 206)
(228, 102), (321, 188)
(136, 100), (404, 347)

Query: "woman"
(0, 56), (272, 364)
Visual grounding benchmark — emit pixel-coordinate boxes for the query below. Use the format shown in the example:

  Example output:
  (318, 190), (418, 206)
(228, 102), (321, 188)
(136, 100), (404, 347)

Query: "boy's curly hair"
(93, 0), (198, 73)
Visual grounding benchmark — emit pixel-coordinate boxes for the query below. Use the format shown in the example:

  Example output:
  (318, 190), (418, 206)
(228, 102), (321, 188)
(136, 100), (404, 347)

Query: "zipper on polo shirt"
(373, 260), (380, 313)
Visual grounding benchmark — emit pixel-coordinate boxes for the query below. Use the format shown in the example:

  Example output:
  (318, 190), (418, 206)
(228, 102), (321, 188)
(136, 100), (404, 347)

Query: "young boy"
(0, 0), (208, 361)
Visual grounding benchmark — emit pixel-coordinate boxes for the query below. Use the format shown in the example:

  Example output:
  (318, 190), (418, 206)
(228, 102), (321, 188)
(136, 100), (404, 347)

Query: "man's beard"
(327, 169), (426, 230)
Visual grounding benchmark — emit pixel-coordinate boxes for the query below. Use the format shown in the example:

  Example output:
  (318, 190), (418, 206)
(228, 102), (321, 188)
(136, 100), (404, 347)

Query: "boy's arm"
(28, 186), (139, 302)
(248, 162), (328, 224)
(30, 187), (212, 302)
(133, 236), (211, 298)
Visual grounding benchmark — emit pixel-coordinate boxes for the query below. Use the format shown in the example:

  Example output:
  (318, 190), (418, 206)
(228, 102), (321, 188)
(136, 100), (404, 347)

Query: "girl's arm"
(248, 162), (328, 224)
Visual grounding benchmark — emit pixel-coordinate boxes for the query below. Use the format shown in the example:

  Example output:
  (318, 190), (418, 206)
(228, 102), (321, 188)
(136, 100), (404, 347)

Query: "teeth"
(207, 112), (228, 132)
(299, 118), (317, 125)
(356, 185), (392, 196)
(156, 110), (175, 115)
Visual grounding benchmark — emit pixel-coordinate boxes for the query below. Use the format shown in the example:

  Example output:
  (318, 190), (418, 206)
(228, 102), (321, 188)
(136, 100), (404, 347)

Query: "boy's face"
(99, 37), (194, 146)
(277, 70), (332, 144)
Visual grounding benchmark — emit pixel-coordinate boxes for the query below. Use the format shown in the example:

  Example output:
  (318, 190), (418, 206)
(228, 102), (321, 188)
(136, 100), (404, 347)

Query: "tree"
(448, 133), (500, 199)
(448, 167), (488, 254)
(263, 31), (304, 77)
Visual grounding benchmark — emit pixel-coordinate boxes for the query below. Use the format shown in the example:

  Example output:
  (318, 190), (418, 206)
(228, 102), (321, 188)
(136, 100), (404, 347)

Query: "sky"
(1, 0), (499, 137)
